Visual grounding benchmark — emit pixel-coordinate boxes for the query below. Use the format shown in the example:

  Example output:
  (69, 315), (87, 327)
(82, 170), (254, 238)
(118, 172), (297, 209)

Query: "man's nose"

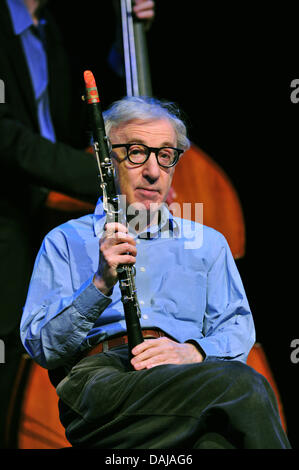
(142, 151), (160, 181)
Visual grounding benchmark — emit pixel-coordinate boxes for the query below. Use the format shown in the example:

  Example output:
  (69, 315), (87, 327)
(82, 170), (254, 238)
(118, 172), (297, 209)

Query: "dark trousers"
(56, 345), (291, 449)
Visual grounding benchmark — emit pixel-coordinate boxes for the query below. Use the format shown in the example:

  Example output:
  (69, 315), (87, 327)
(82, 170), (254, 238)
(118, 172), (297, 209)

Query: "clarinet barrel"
(83, 70), (144, 359)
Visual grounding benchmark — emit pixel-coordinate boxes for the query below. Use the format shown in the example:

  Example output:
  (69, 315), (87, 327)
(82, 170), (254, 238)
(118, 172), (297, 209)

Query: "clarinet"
(83, 70), (144, 359)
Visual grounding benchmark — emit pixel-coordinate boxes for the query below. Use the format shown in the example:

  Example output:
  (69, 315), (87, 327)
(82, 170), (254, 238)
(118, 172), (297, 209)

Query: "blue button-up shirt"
(6, 0), (56, 142)
(20, 199), (255, 369)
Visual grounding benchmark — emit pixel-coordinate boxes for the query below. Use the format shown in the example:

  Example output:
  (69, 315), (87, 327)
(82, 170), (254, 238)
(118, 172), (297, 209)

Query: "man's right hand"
(93, 222), (137, 295)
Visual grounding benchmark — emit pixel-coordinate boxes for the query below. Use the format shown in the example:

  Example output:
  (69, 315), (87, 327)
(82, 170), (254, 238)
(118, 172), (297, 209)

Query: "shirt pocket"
(151, 269), (207, 322)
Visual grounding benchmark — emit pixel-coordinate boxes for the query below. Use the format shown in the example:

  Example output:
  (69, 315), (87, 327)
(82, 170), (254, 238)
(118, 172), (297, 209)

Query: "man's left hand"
(133, 0), (155, 20)
(131, 337), (204, 370)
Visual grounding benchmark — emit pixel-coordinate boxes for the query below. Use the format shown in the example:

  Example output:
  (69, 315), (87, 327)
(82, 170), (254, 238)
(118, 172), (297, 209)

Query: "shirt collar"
(93, 197), (180, 239)
(6, 0), (33, 35)
(6, 0), (46, 35)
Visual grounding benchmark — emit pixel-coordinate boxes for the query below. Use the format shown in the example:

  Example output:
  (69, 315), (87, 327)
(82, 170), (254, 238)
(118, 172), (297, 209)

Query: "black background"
(47, 1), (298, 448)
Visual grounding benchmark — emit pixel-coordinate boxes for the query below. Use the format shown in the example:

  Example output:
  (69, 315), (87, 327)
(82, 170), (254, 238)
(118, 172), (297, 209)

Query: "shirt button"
(136, 239), (141, 244)
(142, 314), (149, 320)
(140, 267), (146, 272)
(140, 300), (145, 305)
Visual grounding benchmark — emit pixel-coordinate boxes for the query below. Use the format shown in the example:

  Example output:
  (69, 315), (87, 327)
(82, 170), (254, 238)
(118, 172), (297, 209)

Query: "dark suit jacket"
(0, 2), (99, 335)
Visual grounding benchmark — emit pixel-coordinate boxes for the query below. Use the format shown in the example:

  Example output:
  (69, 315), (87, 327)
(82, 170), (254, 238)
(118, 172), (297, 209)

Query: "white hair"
(103, 96), (190, 151)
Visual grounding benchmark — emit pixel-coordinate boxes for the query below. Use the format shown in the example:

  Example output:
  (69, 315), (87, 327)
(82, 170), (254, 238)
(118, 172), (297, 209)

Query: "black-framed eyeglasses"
(111, 143), (184, 168)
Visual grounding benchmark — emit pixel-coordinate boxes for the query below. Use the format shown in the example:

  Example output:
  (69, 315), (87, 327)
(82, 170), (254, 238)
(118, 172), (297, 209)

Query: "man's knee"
(221, 361), (278, 411)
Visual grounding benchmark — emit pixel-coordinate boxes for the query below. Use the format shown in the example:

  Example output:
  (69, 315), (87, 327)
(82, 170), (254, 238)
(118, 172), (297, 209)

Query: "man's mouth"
(136, 187), (160, 195)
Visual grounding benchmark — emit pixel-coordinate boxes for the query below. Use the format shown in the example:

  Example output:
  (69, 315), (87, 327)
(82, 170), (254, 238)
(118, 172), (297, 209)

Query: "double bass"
(119, 0), (245, 258)
(5, 0), (286, 448)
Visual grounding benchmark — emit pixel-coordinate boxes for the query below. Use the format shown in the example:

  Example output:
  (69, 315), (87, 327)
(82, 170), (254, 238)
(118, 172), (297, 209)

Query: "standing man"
(0, 0), (155, 448)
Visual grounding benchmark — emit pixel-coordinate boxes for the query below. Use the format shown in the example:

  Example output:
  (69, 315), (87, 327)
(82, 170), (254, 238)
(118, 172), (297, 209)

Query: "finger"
(114, 254), (137, 266)
(103, 231), (136, 247)
(133, 0), (155, 8)
(133, 0), (155, 19)
(132, 352), (168, 370)
(114, 232), (136, 245)
(131, 338), (183, 369)
(134, 9), (155, 20)
(131, 342), (159, 363)
(101, 238), (137, 258)
(101, 246), (137, 268)
(102, 252), (136, 270)
(104, 222), (128, 237)
(131, 337), (172, 356)
(112, 242), (137, 257)
(131, 338), (158, 356)
(131, 339), (169, 369)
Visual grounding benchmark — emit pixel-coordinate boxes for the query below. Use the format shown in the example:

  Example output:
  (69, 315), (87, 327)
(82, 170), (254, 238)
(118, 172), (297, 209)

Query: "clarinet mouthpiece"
(83, 70), (100, 104)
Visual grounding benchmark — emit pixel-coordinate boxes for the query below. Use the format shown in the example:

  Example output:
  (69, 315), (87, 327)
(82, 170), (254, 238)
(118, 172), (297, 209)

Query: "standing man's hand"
(133, 0), (155, 21)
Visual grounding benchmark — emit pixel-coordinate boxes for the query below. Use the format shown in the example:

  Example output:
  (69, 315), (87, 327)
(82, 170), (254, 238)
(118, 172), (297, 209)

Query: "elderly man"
(20, 96), (291, 449)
